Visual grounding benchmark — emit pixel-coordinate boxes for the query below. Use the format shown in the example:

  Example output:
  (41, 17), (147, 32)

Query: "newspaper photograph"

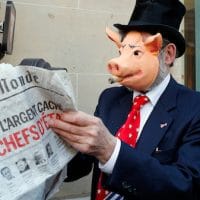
(0, 63), (77, 200)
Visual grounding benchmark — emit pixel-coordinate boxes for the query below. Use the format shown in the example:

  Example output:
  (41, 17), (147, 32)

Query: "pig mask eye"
(132, 49), (143, 57)
(128, 45), (144, 57)
(133, 50), (141, 56)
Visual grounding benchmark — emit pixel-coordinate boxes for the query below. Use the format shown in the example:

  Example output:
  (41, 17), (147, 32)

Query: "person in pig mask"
(49, 0), (200, 199)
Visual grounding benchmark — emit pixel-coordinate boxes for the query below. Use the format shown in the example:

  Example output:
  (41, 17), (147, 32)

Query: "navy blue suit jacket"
(66, 77), (200, 200)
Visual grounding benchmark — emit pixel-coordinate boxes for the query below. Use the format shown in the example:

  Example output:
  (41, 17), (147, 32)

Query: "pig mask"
(106, 28), (163, 91)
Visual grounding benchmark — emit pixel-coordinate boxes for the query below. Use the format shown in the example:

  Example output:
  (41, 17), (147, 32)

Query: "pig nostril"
(108, 63), (119, 72)
(114, 64), (119, 71)
(108, 63), (112, 71)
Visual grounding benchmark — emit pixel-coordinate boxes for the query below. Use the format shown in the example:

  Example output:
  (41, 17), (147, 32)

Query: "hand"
(48, 110), (117, 164)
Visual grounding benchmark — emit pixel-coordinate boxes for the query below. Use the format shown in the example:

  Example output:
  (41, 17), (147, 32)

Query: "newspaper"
(0, 63), (77, 200)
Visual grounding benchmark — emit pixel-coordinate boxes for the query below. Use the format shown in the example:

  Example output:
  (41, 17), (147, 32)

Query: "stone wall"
(0, 0), (185, 198)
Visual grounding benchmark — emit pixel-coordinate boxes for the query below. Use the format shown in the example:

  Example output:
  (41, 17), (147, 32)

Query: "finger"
(52, 127), (81, 142)
(61, 110), (96, 126)
(52, 124), (97, 147)
(52, 127), (93, 153)
(48, 118), (84, 136)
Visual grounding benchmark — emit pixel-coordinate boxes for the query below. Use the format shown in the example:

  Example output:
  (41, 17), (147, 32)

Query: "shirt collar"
(133, 74), (170, 106)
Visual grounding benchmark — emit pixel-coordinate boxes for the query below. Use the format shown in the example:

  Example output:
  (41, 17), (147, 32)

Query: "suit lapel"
(136, 104), (173, 154)
(108, 88), (133, 135)
(136, 77), (179, 154)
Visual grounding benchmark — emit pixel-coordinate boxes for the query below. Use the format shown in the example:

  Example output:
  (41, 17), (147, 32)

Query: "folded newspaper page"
(0, 63), (77, 200)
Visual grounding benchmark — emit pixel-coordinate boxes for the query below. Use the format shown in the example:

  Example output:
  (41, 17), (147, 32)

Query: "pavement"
(64, 197), (89, 200)
(51, 195), (90, 200)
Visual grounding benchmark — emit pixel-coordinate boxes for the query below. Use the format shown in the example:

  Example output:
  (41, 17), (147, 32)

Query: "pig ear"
(106, 27), (122, 48)
(144, 33), (163, 55)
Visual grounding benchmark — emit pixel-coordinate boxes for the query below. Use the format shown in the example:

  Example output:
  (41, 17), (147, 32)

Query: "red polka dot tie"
(116, 95), (149, 147)
(96, 95), (149, 200)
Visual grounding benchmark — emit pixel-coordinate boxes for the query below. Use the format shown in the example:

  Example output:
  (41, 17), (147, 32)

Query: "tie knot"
(132, 95), (149, 111)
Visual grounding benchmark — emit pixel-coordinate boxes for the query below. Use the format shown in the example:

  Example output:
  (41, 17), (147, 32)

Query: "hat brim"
(114, 23), (185, 58)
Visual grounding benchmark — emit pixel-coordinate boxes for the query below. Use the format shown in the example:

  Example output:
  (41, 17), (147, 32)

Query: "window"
(184, 0), (195, 89)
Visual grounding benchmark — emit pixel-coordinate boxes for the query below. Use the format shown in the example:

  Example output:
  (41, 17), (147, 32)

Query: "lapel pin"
(160, 123), (168, 128)
(155, 147), (162, 152)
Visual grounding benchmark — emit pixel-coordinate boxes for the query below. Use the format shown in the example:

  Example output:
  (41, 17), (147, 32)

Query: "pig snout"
(107, 57), (130, 77)
(107, 59), (120, 74)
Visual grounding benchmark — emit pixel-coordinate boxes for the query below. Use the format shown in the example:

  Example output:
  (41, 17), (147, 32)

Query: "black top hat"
(114, 0), (186, 57)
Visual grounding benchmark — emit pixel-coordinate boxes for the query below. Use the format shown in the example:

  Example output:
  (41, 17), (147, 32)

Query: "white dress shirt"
(99, 74), (171, 174)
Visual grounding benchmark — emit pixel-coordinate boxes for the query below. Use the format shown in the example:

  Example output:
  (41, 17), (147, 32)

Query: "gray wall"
(0, 0), (185, 199)
(0, 0), (135, 115)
